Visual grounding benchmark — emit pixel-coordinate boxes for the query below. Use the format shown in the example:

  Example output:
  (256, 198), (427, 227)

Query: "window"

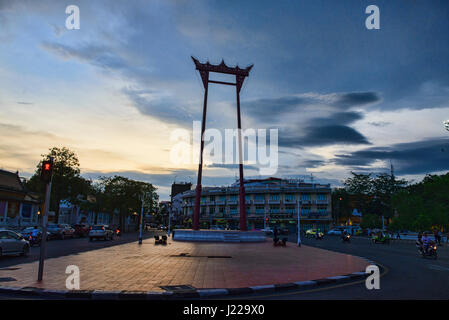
(270, 194), (279, 200)
(0, 231), (8, 239)
(285, 194), (295, 201)
(230, 207), (238, 214)
(229, 195), (238, 201)
(255, 206), (265, 214)
(301, 194), (311, 200)
(7, 231), (20, 240)
(255, 194), (264, 200)
(317, 194), (327, 200)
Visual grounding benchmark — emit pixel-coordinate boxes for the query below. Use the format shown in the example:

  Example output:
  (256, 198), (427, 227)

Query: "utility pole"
(38, 157), (54, 282)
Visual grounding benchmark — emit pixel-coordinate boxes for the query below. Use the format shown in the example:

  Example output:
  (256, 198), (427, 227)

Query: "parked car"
(89, 225), (114, 241)
(0, 229), (30, 257)
(73, 224), (90, 238)
(20, 227), (51, 241)
(261, 227), (273, 235)
(327, 228), (344, 236)
(47, 224), (75, 240)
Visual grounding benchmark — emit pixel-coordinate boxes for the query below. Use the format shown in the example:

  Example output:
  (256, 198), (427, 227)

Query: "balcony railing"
(283, 199), (296, 204)
(253, 199), (265, 205)
(227, 200), (238, 205)
(268, 200), (280, 204)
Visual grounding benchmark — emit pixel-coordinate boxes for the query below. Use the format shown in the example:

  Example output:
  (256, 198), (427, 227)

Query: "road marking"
(428, 264), (449, 272)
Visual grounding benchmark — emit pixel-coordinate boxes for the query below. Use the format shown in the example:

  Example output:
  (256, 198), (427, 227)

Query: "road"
(230, 235), (449, 300)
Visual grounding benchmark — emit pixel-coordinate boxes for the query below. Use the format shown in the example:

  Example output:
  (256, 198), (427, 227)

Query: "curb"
(0, 257), (377, 300)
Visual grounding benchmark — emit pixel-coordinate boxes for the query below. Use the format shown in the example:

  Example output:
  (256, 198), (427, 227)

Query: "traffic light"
(40, 160), (54, 183)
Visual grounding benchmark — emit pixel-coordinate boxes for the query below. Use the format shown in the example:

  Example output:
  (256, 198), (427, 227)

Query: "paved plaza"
(0, 238), (369, 292)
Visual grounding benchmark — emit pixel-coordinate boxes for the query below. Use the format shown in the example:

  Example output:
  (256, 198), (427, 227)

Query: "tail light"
(102, 226), (105, 230)
(90, 226), (92, 230)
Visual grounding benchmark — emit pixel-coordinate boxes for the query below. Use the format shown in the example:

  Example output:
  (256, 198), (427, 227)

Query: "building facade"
(0, 169), (41, 229)
(181, 177), (333, 233)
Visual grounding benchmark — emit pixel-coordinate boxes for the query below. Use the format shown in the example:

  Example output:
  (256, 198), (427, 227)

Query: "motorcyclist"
(422, 232), (432, 253)
(31, 226), (40, 238)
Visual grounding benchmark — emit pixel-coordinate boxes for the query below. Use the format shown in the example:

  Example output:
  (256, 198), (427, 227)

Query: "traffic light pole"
(138, 194), (145, 245)
(38, 176), (52, 281)
(297, 200), (301, 247)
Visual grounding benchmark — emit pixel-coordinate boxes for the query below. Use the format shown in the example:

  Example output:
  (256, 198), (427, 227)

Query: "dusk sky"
(1, 0), (448, 199)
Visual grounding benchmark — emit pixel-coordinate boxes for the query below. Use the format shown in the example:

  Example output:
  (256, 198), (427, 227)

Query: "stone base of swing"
(172, 229), (266, 243)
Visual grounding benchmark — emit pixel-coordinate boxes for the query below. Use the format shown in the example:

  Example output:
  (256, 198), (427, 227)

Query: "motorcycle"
(372, 232), (390, 244)
(416, 241), (437, 259)
(28, 234), (42, 247)
(315, 232), (324, 240)
(342, 234), (351, 243)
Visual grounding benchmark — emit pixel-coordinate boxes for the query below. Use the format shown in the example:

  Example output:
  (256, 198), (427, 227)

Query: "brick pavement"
(0, 239), (369, 292)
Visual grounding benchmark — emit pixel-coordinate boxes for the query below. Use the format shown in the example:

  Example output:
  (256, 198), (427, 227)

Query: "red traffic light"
(40, 160), (54, 183)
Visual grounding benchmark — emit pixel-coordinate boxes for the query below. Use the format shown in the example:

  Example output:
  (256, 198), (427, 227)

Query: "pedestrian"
(417, 231), (422, 244)
(433, 229), (441, 245)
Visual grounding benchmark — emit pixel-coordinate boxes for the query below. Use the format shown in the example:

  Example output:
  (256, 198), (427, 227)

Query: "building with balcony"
(180, 177), (333, 233)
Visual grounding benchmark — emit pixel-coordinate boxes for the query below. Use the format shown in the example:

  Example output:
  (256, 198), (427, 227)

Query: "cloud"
(333, 137), (449, 175)
(279, 125), (371, 148)
(122, 87), (200, 127)
(41, 42), (127, 71)
(368, 121), (391, 127)
(205, 163), (259, 171)
(333, 92), (381, 109)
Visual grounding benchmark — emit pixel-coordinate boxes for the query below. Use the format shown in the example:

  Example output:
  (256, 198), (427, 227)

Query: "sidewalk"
(0, 238), (369, 292)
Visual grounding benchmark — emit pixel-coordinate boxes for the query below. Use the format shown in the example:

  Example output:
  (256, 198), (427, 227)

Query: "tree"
(343, 171), (407, 227)
(391, 173), (449, 232)
(99, 176), (158, 231)
(26, 147), (86, 222)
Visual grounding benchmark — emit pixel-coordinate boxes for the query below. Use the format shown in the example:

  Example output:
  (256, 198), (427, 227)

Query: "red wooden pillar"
(193, 71), (209, 230)
(236, 78), (247, 231)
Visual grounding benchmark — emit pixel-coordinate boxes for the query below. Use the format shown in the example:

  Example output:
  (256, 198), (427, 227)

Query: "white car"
(88, 225), (114, 241)
(327, 228), (343, 235)
(0, 229), (30, 257)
